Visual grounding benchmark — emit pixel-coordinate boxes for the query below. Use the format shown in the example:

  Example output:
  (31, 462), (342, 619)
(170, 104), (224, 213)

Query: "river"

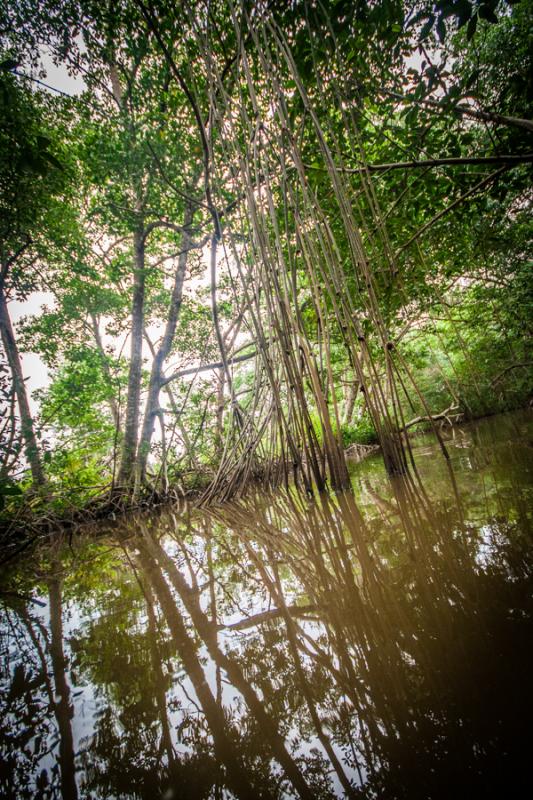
(1, 409), (532, 798)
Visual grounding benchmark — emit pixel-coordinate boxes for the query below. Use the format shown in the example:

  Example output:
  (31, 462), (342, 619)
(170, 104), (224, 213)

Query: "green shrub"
(340, 418), (379, 447)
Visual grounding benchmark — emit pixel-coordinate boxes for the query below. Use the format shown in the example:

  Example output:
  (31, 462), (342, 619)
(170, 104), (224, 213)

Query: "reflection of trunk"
(256, 548), (357, 797)
(0, 286), (45, 486)
(206, 534), (223, 704)
(137, 542), (260, 800)
(48, 577), (78, 800)
(118, 224), (146, 487)
(146, 534), (314, 800)
(226, 492), (384, 775)
(138, 213), (192, 483)
(144, 584), (176, 768)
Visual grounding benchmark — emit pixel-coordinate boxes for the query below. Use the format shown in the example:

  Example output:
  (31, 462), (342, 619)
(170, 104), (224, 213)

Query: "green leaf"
(447, 85), (462, 101)
(465, 69), (481, 91)
(437, 2), (458, 20)
(455, 0), (473, 28)
(42, 151), (64, 171)
(36, 135), (52, 150)
(407, 11), (428, 29)
(0, 485), (23, 496)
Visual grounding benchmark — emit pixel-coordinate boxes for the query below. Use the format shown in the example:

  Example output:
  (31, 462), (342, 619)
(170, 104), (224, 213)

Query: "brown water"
(1, 410), (532, 799)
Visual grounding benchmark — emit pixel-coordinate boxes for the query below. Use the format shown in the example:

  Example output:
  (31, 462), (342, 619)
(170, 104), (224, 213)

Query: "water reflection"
(1, 411), (532, 798)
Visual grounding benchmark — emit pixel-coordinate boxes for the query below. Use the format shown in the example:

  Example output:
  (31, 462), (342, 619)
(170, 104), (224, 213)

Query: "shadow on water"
(1, 410), (532, 798)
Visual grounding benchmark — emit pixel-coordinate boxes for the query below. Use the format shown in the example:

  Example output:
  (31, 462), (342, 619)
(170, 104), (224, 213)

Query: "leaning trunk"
(138, 217), (191, 484)
(0, 285), (46, 486)
(343, 380), (359, 425)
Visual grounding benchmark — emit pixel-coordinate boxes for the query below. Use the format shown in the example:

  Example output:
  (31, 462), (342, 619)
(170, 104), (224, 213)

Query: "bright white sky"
(10, 54), (85, 412)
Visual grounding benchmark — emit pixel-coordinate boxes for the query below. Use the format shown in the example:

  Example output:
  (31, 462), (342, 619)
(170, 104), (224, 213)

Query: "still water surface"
(1, 411), (532, 799)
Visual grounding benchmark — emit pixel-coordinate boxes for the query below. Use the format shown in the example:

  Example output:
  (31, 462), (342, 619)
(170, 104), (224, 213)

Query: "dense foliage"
(0, 0), (531, 513)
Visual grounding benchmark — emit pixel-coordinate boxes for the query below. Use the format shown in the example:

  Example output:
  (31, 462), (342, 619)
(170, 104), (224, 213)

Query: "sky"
(9, 52), (85, 411)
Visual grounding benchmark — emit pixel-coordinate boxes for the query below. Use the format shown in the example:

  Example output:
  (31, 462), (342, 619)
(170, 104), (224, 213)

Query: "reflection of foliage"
(0, 655), (58, 799)
(1, 413), (532, 797)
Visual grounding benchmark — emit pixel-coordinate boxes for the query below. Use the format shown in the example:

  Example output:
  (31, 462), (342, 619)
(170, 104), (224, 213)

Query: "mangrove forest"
(0, 0), (532, 798)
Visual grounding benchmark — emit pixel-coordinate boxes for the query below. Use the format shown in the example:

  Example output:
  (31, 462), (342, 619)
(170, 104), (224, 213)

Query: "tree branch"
(396, 166), (507, 254)
(162, 350), (257, 386)
(142, 218), (199, 244)
(135, 0), (221, 234)
(218, 604), (319, 631)
(491, 362), (533, 386)
(309, 152), (533, 174)
(383, 90), (533, 134)
(401, 405), (461, 431)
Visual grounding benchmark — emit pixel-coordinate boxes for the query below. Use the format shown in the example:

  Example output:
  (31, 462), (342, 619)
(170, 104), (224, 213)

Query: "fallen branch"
(345, 442), (379, 461)
(401, 404), (461, 432)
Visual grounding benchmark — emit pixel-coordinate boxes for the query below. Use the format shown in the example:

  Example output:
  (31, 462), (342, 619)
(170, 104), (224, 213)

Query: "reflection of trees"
(1, 602), (56, 798)
(215, 470), (532, 798)
(140, 533), (260, 798)
(72, 585), (169, 798)
(133, 524), (315, 799)
(69, 554), (218, 799)
(1, 416), (532, 799)
(0, 561), (78, 799)
(48, 574), (78, 800)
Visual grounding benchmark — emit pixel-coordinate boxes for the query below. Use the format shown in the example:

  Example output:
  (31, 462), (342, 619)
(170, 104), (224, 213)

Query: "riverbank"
(1, 407), (530, 567)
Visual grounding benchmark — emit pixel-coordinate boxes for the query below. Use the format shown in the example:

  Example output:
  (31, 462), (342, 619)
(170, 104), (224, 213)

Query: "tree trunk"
(0, 285), (46, 486)
(214, 367), (225, 454)
(118, 225), (146, 487)
(90, 313), (121, 430)
(343, 380), (359, 426)
(138, 214), (192, 483)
